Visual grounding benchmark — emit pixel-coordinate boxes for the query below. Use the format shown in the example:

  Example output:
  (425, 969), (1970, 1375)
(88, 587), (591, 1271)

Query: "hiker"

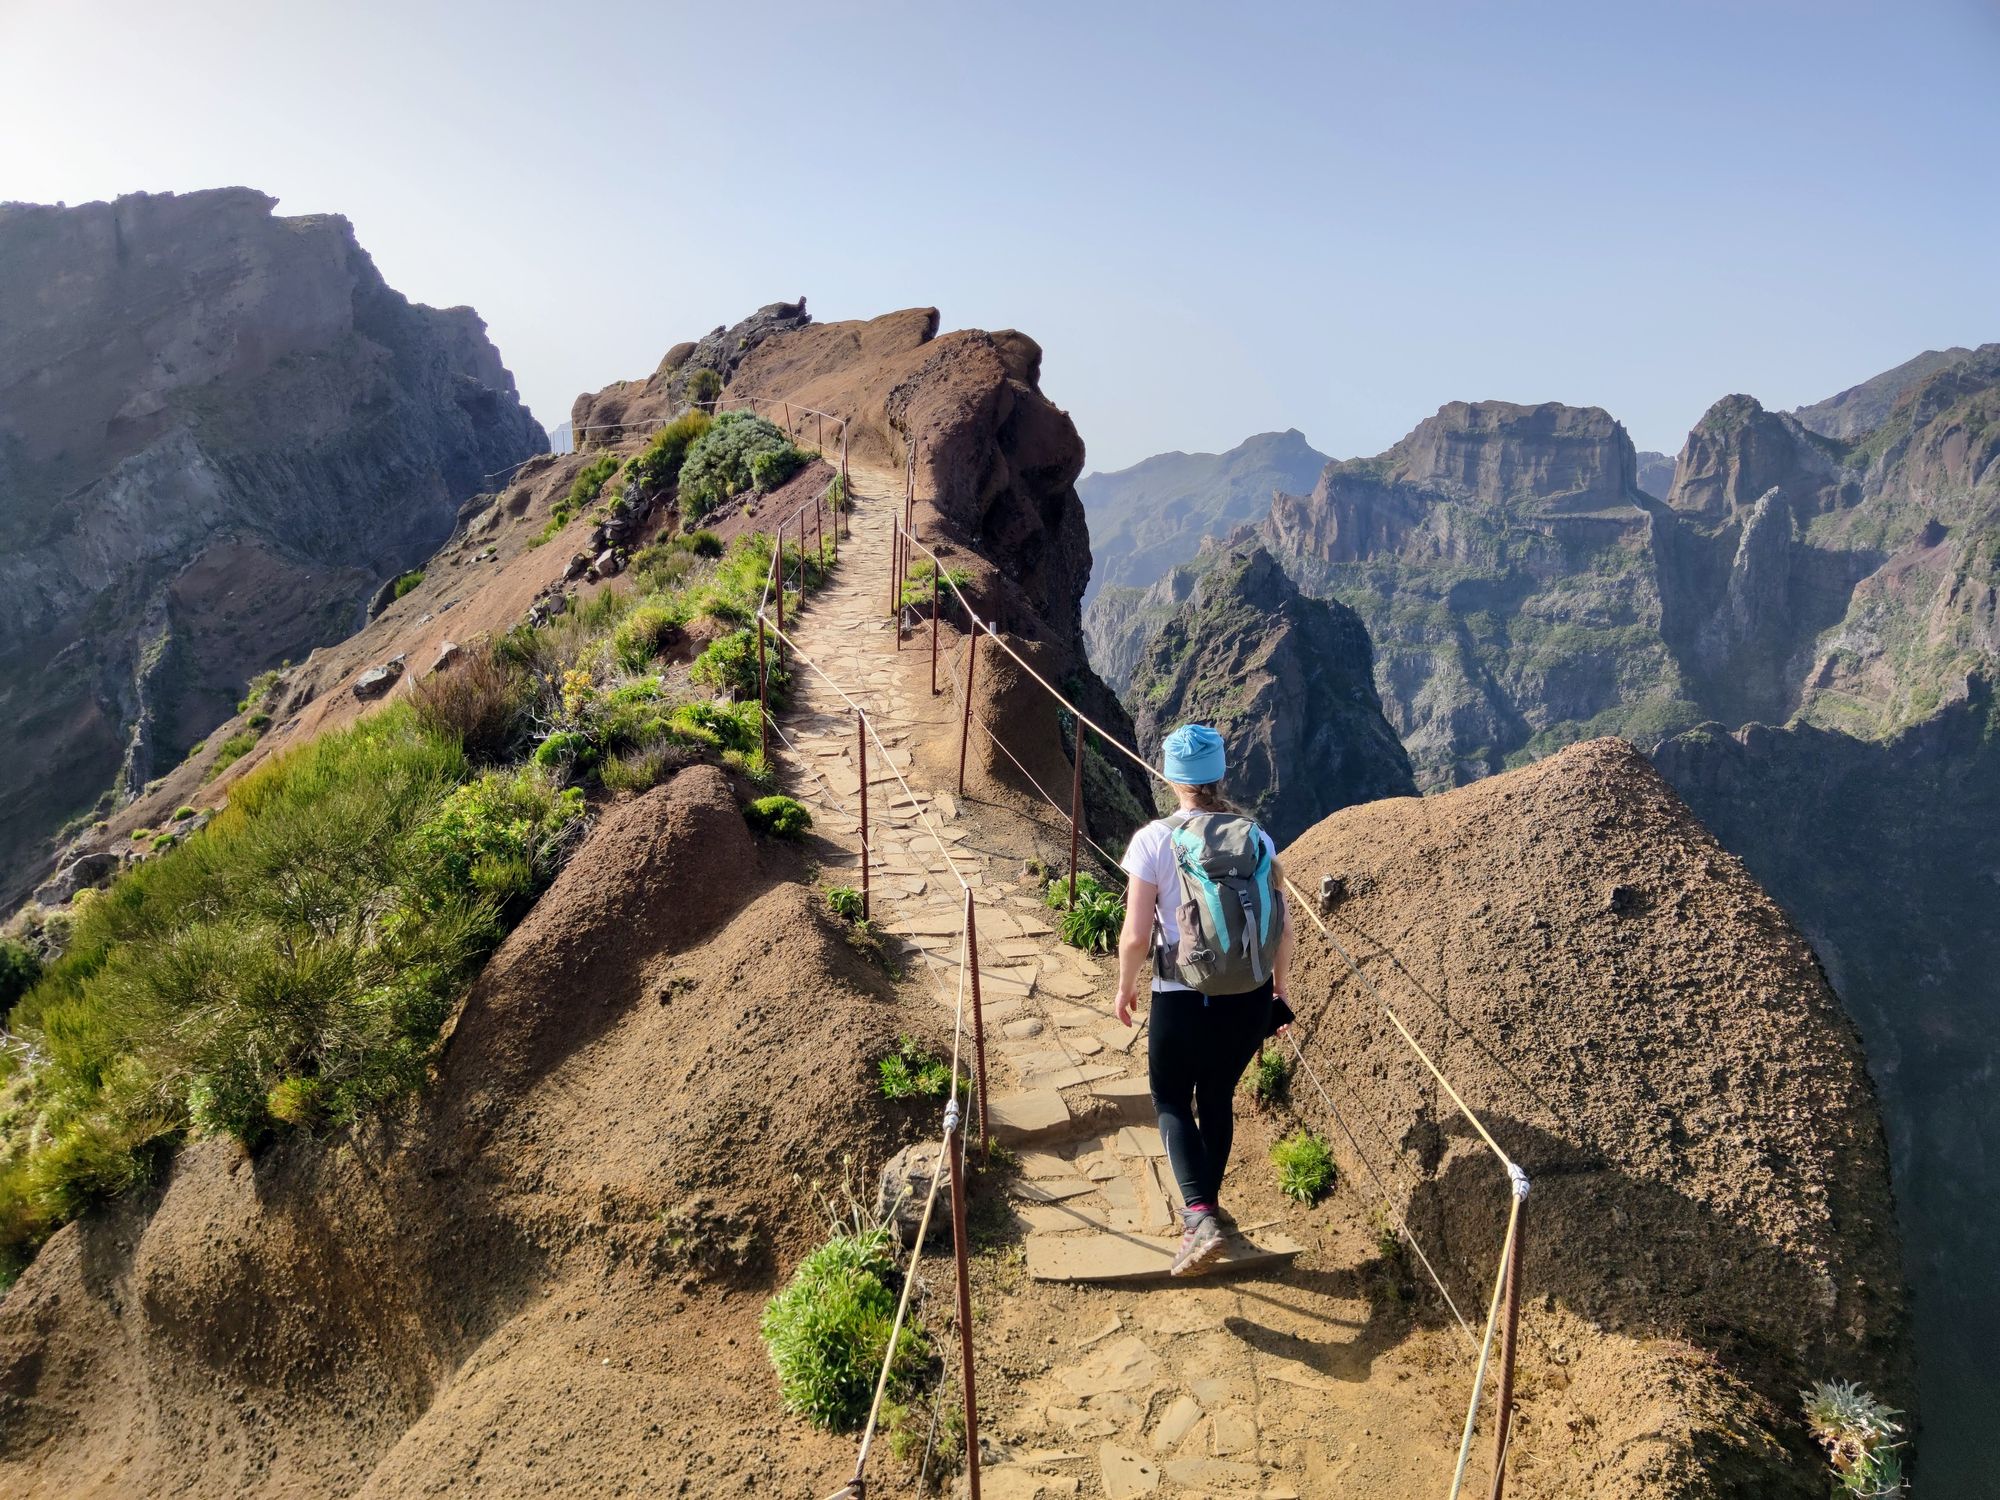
(1114, 723), (1295, 1277)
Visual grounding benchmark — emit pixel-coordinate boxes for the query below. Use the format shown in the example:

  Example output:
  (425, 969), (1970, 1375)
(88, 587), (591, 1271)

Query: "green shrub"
(684, 367), (722, 407)
(629, 409), (713, 493)
(686, 529), (725, 558)
(900, 563), (971, 614)
(407, 761), (584, 913)
(611, 601), (684, 673)
(749, 444), (808, 493)
(245, 711), (272, 732)
(409, 647), (531, 764)
(0, 939), (41, 1009)
(205, 728), (263, 782)
(1044, 870), (1117, 911)
(531, 729), (598, 776)
(759, 1227), (926, 1430)
(680, 412), (797, 516)
(826, 886), (864, 924)
(183, 740), (205, 760)
(265, 1075), (323, 1128)
(668, 699), (759, 754)
(744, 795), (811, 839)
(691, 629), (766, 701)
(1802, 1381), (1908, 1496)
(877, 1035), (961, 1101)
(1059, 893), (1123, 954)
(600, 747), (677, 795)
(826, 473), (849, 512)
(566, 453), (623, 513)
(172, 805), (197, 822)
(237, 669), (283, 712)
(1248, 1047), (1290, 1109)
(392, 569), (425, 600)
(0, 710), (513, 1272)
(1271, 1129), (1335, 1204)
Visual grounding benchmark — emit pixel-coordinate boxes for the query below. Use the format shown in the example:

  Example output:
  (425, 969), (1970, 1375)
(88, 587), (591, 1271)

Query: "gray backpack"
(1151, 811), (1280, 996)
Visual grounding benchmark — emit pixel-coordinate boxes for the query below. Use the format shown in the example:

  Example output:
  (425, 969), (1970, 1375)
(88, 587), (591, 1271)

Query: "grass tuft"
(1271, 1128), (1335, 1204)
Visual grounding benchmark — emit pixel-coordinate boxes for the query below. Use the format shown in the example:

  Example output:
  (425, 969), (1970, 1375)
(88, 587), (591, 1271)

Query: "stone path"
(765, 464), (1471, 1499)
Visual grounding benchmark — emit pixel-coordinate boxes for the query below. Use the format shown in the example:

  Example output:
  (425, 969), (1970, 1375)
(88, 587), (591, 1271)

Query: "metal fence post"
(965, 887), (990, 1156)
(757, 617), (770, 765)
(945, 1119), (982, 1500)
(957, 626), (978, 797)
(1487, 1205), (1526, 1500)
(840, 427), (849, 536)
(1068, 721), (1084, 907)
(930, 562), (941, 696)
(857, 709), (870, 924)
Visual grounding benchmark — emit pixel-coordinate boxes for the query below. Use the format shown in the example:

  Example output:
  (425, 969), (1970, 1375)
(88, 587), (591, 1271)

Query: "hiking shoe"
(1170, 1212), (1227, 1277)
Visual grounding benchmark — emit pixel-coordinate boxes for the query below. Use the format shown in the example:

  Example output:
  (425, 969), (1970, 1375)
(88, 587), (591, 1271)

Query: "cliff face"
(0, 189), (546, 900)
(1281, 739), (1910, 1496)
(1655, 687), (2000, 1490)
(1126, 545), (1415, 841)
(1257, 401), (1696, 789)
(1077, 428), (1328, 604)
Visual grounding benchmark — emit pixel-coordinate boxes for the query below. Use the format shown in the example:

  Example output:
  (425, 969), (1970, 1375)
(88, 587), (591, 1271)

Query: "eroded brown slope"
(1279, 737), (1910, 1493)
(0, 767), (905, 1498)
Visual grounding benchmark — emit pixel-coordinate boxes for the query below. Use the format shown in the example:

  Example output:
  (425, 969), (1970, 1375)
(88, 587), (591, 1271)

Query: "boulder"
(876, 1142), (948, 1249)
(352, 657), (406, 700)
(31, 850), (122, 906)
(430, 641), (461, 674)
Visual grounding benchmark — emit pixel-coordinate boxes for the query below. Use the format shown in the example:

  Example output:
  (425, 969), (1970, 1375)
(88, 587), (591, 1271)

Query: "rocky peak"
(1128, 544), (1415, 843)
(0, 188), (546, 901)
(1383, 399), (1638, 512)
(1791, 345), (1982, 442)
(1665, 394), (1851, 523)
(569, 299), (813, 448)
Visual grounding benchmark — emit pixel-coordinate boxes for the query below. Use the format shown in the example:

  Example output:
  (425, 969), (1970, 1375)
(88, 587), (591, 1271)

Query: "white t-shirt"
(1122, 817), (1279, 993)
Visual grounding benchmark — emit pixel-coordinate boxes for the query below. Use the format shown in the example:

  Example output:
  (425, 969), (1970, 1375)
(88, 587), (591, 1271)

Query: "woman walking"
(1114, 723), (1294, 1277)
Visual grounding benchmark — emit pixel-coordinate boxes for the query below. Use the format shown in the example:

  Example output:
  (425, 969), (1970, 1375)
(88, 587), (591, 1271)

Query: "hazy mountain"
(0, 188), (546, 900)
(1078, 428), (1328, 604)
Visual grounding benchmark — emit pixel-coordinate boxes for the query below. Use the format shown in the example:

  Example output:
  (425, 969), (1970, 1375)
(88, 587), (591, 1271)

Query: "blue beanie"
(1162, 723), (1226, 785)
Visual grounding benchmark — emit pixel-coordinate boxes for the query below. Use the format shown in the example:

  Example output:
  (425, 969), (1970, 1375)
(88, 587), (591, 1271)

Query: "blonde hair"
(1170, 780), (1232, 814)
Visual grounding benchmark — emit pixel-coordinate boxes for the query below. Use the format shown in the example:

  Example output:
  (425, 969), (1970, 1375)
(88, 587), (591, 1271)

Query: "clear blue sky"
(4, 1), (1996, 470)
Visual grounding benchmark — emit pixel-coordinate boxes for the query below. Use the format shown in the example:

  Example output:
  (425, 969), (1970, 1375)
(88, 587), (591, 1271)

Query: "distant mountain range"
(1081, 343), (2000, 1487)
(1078, 428), (1328, 604)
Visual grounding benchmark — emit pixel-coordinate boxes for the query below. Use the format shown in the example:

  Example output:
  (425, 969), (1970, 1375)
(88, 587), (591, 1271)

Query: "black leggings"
(1147, 980), (1274, 1211)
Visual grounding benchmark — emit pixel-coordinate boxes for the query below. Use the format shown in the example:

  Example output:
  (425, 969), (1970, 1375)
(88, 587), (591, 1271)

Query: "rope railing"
(752, 577), (994, 1499)
(888, 493), (1533, 1500)
(737, 445), (1531, 1499)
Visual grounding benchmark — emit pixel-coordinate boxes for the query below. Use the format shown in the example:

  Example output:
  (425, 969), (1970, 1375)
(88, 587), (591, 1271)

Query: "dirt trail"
(771, 464), (1492, 1499)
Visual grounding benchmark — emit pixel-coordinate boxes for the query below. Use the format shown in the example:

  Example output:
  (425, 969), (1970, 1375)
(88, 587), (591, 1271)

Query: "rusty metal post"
(930, 560), (941, 696)
(817, 410), (824, 456)
(945, 1120), (982, 1500)
(888, 521), (899, 620)
(1486, 1209), (1526, 1500)
(857, 709), (870, 924)
(965, 887), (990, 1156)
(1068, 721), (1084, 907)
(957, 626), (978, 797)
(784, 400), (793, 438)
(774, 531), (784, 644)
(756, 617), (770, 764)
(840, 426), (849, 536)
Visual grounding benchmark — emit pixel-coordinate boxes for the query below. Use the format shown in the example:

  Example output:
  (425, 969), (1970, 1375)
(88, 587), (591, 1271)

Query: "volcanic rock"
(0, 188), (546, 901)
(1127, 545), (1415, 841)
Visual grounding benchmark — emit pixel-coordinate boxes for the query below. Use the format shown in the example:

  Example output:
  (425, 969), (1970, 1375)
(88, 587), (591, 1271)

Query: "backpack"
(1151, 810), (1280, 996)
